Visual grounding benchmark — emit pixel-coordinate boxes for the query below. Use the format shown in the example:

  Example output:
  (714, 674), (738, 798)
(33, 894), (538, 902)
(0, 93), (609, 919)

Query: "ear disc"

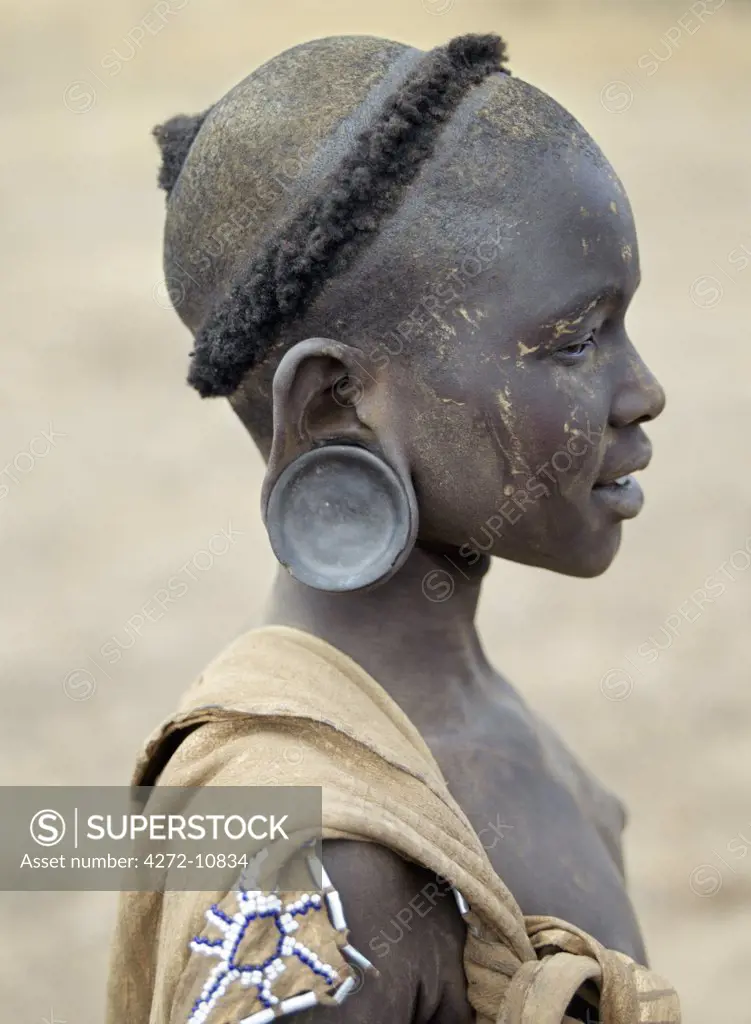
(266, 445), (416, 592)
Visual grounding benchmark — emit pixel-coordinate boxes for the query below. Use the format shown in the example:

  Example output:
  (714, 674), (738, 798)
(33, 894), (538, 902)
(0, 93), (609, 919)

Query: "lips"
(592, 445), (652, 519)
(594, 447), (652, 487)
(592, 475), (644, 518)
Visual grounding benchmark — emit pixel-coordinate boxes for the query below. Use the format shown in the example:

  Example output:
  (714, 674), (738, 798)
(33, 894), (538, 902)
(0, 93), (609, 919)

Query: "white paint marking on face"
(517, 341), (540, 356)
(495, 388), (531, 477)
(551, 297), (599, 339)
(457, 306), (480, 328)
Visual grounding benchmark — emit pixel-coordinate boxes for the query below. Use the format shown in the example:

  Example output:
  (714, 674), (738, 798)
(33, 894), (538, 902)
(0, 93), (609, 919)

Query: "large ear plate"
(265, 444), (417, 592)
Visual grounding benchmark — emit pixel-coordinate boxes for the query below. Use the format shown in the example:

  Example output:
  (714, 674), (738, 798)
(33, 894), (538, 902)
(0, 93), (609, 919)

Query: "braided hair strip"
(188, 34), (509, 398)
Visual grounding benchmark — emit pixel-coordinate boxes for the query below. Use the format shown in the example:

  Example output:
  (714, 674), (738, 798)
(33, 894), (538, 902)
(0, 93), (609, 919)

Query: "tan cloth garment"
(106, 626), (681, 1024)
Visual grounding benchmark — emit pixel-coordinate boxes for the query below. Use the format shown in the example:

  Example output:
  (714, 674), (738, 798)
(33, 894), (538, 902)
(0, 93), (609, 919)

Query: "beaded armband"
(183, 851), (375, 1024)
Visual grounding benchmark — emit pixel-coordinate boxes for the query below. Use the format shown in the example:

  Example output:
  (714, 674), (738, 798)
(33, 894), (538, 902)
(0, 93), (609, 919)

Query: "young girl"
(107, 33), (680, 1024)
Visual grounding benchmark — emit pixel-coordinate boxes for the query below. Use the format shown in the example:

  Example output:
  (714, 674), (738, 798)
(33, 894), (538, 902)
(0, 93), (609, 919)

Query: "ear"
(260, 336), (416, 534)
(259, 336), (419, 591)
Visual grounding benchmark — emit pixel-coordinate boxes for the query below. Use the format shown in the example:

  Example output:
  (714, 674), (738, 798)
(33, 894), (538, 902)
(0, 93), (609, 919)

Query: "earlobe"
(261, 338), (418, 592)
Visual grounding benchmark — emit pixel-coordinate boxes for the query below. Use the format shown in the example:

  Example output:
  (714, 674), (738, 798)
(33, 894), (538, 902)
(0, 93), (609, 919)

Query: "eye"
(554, 333), (597, 364)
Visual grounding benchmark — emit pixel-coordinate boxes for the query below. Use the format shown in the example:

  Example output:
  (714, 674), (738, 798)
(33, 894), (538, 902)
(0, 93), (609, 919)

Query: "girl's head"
(155, 33), (664, 584)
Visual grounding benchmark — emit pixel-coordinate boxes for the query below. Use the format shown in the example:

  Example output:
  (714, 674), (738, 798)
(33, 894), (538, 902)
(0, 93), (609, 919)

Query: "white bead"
(342, 943), (374, 971)
(333, 976), (356, 1004)
(317, 860), (332, 889)
(453, 889), (470, 916)
(280, 992), (318, 1014)
(326, 891), (347, 931)
(237, 1009), (274, 1024)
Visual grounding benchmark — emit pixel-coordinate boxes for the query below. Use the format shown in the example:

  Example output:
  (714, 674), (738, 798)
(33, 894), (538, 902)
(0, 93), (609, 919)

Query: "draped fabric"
(106, 626), (680, 1024)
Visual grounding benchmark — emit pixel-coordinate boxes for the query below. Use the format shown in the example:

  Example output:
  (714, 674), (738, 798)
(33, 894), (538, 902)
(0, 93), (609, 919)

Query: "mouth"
(592, 452), (651, 519)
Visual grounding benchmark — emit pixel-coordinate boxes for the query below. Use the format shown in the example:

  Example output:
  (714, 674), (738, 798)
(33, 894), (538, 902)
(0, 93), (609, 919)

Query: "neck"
(262, 545), (496, 731)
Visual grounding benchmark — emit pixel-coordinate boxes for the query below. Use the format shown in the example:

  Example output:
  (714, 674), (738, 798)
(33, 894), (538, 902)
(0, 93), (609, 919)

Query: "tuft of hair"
(187, 34), (508, 398)
(152, 112), (210, 196)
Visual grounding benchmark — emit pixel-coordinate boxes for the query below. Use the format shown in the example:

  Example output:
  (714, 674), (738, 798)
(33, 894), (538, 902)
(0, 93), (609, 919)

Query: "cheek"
(401, 386), (506, 537)
(487, 374), (608, 498)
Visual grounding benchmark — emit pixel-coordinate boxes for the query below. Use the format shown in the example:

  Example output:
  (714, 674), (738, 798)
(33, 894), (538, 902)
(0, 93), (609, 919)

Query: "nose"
(609, 343), (666, 428)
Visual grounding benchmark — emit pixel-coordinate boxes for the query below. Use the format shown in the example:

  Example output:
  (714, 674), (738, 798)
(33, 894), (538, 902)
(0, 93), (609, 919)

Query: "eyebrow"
(543, 280), (638, 335)
(542, 289), (614, 336)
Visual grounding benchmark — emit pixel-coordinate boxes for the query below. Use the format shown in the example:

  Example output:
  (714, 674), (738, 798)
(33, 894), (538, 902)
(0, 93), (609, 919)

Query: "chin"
(562, 524), (624, 578)
(497, 524), (623, 578)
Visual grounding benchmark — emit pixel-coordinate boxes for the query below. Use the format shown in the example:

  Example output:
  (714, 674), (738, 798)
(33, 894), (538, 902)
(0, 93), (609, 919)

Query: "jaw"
(558, 525), (623, 578)
(488, 515), (624, 578)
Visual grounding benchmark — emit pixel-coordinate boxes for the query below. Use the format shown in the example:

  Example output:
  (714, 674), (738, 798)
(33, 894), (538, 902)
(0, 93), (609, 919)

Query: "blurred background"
(1, 0), (749, 1021)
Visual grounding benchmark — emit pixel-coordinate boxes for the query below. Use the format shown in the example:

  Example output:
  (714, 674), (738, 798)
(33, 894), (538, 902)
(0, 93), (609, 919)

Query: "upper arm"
(172, 839), (471, 1024)
(299, 839), (471, 1024)
(156, 723), (471, 1022)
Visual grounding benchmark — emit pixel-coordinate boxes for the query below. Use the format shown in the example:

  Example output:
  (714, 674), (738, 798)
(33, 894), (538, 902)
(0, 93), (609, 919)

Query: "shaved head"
(155, 34), (609, 447)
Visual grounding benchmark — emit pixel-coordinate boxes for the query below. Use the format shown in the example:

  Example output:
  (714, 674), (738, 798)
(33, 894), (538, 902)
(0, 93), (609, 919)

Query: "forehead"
(402, 74), (641, 326)
(475, 148), (640, 329)
(326, 76), (640, 344)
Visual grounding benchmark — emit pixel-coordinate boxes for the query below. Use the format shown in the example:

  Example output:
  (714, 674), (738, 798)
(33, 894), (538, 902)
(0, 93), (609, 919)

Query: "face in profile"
(156, 39), (666, 586)
(379, 146), (665, 579)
